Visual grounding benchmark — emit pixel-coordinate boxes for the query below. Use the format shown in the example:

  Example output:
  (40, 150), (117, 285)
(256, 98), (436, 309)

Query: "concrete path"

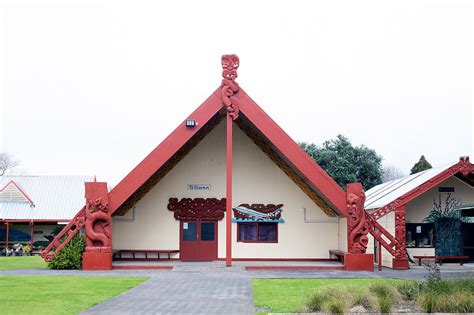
(2, 263), (474, 314)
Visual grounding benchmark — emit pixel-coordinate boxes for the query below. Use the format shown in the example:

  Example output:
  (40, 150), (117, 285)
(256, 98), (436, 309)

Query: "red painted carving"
(459, 156), (474, 177)
(233, 204), (283, 221)
(85, 196), (112, 249)
(346, 183), (370, 254)
(168, 198), (226, 221)
(41, 208), (86, 262)
(221, 54), (240, 120)
(394, 206), (407, 260)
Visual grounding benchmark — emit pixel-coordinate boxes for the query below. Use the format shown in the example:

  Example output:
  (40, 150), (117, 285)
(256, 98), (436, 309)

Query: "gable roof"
(0, 175), (94, 221)
(108, 65), (347, 217)
(365, 157), (474, 211)
(0, 180), (33, 204)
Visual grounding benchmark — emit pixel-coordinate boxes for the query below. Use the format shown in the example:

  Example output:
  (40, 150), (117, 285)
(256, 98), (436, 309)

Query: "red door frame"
(179, 221), (218, 261)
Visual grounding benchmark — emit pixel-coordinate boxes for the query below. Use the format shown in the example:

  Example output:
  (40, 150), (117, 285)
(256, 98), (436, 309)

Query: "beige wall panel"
(338, 217), (348, 252)
(230, 125), (339, 258)
(113, 120), (340, 259)
(113, 121), (226, 256)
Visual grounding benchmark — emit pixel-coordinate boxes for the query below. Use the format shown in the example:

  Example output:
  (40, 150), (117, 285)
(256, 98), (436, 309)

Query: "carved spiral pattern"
(221, 54), (240, 120)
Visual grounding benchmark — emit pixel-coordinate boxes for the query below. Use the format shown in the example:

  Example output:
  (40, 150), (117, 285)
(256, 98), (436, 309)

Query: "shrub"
(306, 291), (324, 312)
(305, 287), (347, 313)
(352, 291), (377, 311)
(378, 295), (392, 313)
(48, 235), (85, 270)
(417, 279), (474, 313)
(395, 280), (421, 300)
(327, 298), (345, 314)
(369, 282), (400, 313)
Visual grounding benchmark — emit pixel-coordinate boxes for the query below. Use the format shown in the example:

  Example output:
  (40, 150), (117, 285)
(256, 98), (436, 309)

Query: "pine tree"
(410, 155), (432, 174)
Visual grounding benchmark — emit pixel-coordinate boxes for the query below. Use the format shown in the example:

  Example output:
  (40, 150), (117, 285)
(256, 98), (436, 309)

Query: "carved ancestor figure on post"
(221, 54), (240, 120)
(346, 184), (370, 254)
(394, 206), (407, 260)
(85, 197), (112, 249)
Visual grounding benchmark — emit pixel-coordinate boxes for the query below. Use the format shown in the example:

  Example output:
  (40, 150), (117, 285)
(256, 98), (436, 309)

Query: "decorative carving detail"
(221, 54), (240, 120)
(346, 184), (370, 254)
(85, 197), (112, 249)
(41, 207), (87, 262)
(233, 204), (283, 221)
(394, 206), (407, 260)
(167, 197), (226, 221)
(459, 156), (474, 177)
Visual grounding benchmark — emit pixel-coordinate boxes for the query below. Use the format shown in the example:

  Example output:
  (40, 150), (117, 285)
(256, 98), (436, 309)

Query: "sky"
(0, 0), (472, 186)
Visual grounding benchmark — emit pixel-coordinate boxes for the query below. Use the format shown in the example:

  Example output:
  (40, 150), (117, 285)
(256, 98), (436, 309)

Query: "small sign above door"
(187, 184), (211, 191)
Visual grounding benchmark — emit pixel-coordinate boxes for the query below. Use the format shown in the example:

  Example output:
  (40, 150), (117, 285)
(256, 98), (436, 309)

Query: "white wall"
(112, 120), (342, 258)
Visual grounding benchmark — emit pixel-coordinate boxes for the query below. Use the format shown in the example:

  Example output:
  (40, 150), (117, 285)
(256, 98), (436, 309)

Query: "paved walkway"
(2, 263), (474, 314)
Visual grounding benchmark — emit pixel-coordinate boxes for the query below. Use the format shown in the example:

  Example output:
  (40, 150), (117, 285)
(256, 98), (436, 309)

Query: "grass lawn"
(253, 278), (404, 314)
(0, 276), (147, 314)
(0, 256), (47, 270)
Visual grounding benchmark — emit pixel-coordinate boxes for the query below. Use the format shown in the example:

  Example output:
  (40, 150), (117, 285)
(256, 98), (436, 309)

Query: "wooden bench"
(113, 249), (179, 261)
(329, 250), (346, 263)
(437, 255), (469, 266)
(413, 255), (469, 266)
(413, 255), (436, 266)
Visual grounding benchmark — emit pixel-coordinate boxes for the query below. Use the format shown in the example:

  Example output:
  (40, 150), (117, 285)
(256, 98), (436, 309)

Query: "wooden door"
(180, 221), (217, 261)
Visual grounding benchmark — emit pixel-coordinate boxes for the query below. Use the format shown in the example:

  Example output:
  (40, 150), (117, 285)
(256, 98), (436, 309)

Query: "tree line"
(299, 135), (432, 190)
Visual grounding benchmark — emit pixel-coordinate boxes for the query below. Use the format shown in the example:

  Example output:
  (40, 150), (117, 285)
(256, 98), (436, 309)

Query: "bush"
(352, 291), (377, 311)
(378, 295), (392, 313)
(417, 279), (474, 313)
(306, 291), (324, 312)
(327, 298), (345, 314)
(395, 280), (421, 301)
(369, 282), (400, 313)
(47, 235), (85, 270)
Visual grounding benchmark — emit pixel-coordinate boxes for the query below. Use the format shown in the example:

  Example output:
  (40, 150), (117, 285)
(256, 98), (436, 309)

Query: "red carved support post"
(344, 183), (374, 271)
(393, 205), (409, 270)
(221, 54), (240, 267)
(82, 182), (113, 270)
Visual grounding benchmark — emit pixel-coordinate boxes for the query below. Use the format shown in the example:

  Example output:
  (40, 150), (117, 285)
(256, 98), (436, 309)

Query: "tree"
(0, 152), (19, 176)
(423, 193), (464, 256)
(410, 155), (432, 174)
(382, 165), (405, 183)
(300, 135), (383, 190)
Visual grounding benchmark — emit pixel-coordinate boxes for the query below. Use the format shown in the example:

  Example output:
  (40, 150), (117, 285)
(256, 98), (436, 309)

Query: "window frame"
(236, 222), (278, 243)
(406, 222), (435, 248)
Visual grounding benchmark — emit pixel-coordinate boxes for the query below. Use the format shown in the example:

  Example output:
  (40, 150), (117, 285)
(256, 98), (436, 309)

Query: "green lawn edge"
(0, 276), (148, 315)
(252, 278), (406, 314)
(0, 256), (48, 270)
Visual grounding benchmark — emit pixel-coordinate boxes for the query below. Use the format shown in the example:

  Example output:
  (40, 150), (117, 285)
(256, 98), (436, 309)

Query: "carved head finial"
(459, 156), (473, 177)
(221, 54), (239, 81)
(221, 54), (239, 70)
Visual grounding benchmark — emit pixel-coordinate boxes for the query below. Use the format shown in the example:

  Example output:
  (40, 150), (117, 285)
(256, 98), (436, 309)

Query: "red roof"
(108, 79), (346, 216)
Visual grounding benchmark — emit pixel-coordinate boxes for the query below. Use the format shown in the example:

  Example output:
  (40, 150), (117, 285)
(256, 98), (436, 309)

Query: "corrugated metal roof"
(0, 175), (93, 221)
(364, 162), (457, 210)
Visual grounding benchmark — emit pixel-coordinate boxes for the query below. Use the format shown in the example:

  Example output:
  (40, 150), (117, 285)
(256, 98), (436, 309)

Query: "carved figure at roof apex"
(221, 54), (240, 120)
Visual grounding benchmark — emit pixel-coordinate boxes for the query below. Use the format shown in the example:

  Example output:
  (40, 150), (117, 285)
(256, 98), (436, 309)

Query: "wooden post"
(226, 114), (233, 267)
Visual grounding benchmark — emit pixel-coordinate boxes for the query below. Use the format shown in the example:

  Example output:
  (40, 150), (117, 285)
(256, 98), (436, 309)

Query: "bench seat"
(413, 255), (469, 266)
(329, 249), (346, 263)
(113, 249), (179, 261)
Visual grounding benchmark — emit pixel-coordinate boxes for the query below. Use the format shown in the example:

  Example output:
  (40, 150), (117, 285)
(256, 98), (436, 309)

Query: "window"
(237, 222), (277, 243)
(406, 223), (434, 248)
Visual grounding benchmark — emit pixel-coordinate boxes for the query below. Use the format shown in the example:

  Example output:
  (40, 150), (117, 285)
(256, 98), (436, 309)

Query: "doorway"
(179, 221), (217, 261)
